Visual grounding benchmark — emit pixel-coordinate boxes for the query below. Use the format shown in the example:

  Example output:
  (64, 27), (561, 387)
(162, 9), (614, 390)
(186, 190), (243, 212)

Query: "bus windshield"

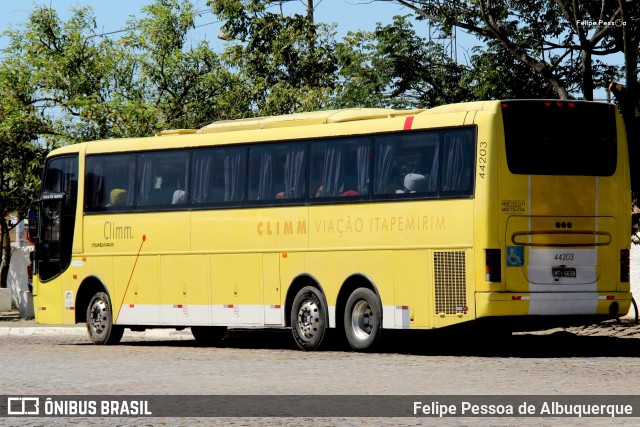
(502, 100), (617, 176)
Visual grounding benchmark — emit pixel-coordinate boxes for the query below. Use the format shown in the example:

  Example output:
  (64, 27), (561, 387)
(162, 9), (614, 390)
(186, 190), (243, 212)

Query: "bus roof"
(48, 102), (509, 157)
(193, 108), (424, 135)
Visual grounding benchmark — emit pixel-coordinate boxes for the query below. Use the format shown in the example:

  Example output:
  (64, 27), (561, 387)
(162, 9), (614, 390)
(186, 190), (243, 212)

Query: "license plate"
(552, 267), (576, 278)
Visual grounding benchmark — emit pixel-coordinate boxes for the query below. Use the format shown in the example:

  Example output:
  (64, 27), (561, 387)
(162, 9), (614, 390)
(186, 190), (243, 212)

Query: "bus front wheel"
(344, 288), (382, 351)
(86, 291), (123, 345)
(291, 286), (327, 351)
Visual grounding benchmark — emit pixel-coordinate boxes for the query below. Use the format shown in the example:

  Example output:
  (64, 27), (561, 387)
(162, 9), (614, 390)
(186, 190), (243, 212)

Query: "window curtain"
(321, 146), (343, 197)
(441, 131), (472, 193)
(138, 158), (154, 205)
(426, 142), (440, 193)
(90, 163), (104, 208)
(126, 162), (136, 205)
(284, 148), (306, 199)
(356, 142), (371, 195)
(224, 152), (243, 201)
(257, 151), (272, 200)
(374, 140), (396, 194)
(192, 155), (212, 203)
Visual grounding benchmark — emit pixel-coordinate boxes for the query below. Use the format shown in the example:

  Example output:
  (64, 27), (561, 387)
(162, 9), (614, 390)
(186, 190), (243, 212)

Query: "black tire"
(344, 288), (382, 351)
(191, 326), (227, 346)
(86, 291), (123, 345)
(290, 286), (327, 351)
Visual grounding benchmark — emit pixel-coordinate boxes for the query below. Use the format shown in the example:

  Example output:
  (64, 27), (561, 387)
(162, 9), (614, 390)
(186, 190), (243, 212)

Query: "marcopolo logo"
(7, 397), (40, 415)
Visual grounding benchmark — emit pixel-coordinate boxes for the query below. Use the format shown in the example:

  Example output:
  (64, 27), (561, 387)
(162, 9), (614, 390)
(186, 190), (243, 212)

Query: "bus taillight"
(620, 249), (630, 282)
(485, 249), (502, 282)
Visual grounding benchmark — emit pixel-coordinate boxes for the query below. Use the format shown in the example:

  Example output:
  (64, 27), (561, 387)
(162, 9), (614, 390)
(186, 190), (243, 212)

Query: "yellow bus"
(28, 100), (632, 351)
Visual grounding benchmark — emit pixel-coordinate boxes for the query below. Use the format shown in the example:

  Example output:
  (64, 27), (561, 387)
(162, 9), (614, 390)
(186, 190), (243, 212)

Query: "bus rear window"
(502, 101), (617, 176)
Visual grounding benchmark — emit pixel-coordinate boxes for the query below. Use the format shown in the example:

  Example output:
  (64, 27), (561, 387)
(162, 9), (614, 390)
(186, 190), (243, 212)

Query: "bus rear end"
(479, 100), (632, 325)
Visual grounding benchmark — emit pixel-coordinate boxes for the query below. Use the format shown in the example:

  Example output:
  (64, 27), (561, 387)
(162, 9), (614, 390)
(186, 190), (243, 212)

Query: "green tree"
(465, 41), (555, 100)
(1, 4), (121, 289)
(334, 15), (472, 109)
(3, 5), (121, 144)
(0, 60), (49, 289)
(386, 0), (640, 191)
(118, 0), (250, 133)
(210, 0), (338, 115)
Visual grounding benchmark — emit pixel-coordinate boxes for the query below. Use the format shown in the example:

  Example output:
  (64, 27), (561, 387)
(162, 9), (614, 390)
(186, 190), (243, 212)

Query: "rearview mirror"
(27, 203), (39, 244)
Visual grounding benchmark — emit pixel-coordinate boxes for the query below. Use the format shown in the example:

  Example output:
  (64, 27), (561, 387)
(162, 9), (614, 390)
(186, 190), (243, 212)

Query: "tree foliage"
(120, 0), (250, 131)
(210, 0), (338, 114)
(335, 15), (472, 109)
(388, 0), (640, 190)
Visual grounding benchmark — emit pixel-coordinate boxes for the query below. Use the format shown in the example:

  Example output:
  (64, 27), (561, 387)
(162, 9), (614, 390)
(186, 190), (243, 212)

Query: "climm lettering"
(257, 220), (307, 236)
(104, 221), (133, 240)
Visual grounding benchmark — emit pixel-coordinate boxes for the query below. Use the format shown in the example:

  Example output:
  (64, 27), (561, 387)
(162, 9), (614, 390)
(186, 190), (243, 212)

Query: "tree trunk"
(581, 49), (593, 101)
(0, 220), (11, 289)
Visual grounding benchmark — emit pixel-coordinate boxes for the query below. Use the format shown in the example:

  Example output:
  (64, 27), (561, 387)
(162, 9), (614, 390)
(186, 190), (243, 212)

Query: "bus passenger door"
(263, 253), (282, 325)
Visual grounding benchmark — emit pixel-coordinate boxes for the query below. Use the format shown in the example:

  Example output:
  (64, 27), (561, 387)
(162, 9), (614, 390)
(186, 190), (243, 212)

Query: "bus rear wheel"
(344, 288), (382, 351)
(291, 286), (327, 351)
(86, 291), (123, 345)
(191, 326), (227, 346)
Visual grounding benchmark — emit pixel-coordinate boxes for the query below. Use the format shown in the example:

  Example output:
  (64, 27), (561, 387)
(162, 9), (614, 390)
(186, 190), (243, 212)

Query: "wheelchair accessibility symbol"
(507, 246), (524, 267)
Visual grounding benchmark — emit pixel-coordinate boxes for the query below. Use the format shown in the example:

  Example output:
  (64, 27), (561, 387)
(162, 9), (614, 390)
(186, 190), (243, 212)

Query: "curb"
(0, 327), (86, 337)
(0, 326), (194, 340)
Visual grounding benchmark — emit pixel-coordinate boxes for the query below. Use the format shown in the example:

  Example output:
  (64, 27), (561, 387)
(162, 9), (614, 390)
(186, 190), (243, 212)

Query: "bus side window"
(309, 137), (371, 198)
(191, 147), (246, 205)
(249, 143), (306, 202)
(374, 132), (440, 196)
(138, 151), (189, 207)
(440, 129), (474, 195)
(85, 154), (135, 211)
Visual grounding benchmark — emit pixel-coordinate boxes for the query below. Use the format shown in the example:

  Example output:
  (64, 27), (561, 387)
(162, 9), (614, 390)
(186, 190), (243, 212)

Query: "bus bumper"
(475, 292), (632, 318)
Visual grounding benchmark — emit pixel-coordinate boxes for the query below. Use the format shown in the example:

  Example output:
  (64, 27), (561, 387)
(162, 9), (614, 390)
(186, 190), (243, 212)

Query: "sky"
(0, 0), (442, 52)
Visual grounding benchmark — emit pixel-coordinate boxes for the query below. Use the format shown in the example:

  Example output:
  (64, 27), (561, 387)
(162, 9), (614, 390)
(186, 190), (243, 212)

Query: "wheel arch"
(335, 274), (381, 333)
(75, 276), (110, 324)
(284, 273), (327, 327)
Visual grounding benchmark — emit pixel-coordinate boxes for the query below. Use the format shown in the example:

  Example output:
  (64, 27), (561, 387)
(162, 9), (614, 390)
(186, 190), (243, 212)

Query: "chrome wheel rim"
(89, 299), (108, 336)
(297, 299), (320, 341)
(351, 300), (373, 340)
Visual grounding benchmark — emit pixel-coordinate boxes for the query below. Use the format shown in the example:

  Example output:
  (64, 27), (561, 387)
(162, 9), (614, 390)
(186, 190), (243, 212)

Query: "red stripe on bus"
(403, 116), (414, 130)
(116, 235), (147, 323)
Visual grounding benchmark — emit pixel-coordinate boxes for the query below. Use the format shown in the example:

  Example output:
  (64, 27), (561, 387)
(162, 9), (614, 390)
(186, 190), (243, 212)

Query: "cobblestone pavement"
(1, 313), (640, 426)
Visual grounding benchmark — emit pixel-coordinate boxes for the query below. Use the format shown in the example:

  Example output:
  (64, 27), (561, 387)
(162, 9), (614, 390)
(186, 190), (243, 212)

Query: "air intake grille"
(434, 251), (467, 315)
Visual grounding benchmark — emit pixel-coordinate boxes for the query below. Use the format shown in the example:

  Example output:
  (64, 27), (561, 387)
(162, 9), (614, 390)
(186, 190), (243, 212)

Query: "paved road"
(1, 318), (640, 425)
